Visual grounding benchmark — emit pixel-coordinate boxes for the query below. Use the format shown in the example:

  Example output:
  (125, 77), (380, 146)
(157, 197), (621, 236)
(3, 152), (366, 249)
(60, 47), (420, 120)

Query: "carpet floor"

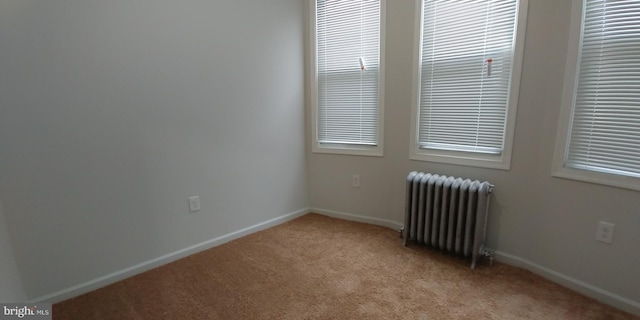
(54, 213), (637, 319)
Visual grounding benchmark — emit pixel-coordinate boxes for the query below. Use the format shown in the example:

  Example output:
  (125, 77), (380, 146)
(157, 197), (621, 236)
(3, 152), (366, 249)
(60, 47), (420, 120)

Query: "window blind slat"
(417, 0), (519, 154)
(566, 0), (640, 177)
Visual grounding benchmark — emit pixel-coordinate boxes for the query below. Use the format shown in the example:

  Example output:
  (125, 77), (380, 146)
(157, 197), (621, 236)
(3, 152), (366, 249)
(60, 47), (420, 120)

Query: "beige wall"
(307, 0), (640, 311)
(0, 0), (307, 300)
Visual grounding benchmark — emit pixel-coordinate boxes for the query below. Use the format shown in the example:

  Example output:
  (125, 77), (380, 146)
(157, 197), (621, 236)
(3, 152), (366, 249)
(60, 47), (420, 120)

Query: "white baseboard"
(32, 208), (310, 304)
(494, 250), (640, 316)
(309, 207), (403, 230)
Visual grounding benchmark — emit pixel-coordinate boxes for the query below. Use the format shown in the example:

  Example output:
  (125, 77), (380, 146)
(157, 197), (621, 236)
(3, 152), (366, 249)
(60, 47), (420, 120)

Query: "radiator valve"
(481, 248), (495, 267)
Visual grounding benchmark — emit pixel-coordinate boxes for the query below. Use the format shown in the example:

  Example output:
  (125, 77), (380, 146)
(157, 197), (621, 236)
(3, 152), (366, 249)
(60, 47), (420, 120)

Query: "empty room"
(0, 0), (638, 319)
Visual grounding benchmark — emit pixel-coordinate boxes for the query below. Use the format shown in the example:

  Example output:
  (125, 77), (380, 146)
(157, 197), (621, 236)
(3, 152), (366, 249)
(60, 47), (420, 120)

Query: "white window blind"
(418, 0), (519, 154)
(566, 0), (640, 178)
(315, 0), (380, 146)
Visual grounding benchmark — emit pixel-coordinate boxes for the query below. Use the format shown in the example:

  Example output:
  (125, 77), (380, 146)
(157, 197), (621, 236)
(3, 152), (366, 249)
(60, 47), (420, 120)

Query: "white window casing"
(553, 0), (640, 191)
(310, 0), (385, 156)
(410, 0), (528, 170)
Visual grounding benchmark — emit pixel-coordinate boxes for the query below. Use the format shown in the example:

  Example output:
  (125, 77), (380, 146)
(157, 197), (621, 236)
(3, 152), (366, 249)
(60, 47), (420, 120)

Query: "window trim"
(409, 0), (529, 170)
(309, 0), (386, 157)
(552, 0), (640, 192)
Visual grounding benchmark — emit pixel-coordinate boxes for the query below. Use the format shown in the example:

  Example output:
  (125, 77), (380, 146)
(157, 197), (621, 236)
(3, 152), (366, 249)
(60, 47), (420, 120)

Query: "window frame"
(552, 0), (640, 192)
(409, 0), (529, 170)
(309, 0), (386, 157)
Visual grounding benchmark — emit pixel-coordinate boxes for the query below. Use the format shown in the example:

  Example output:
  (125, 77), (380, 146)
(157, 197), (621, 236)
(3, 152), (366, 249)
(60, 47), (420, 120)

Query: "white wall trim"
(494, 250), (640, 316)
(31, 208), (310, 304)
(309, 207), (403, 231)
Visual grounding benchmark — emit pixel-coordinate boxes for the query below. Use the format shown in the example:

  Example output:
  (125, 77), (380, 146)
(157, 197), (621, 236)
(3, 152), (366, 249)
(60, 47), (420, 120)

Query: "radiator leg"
(401, 227), (409, 246)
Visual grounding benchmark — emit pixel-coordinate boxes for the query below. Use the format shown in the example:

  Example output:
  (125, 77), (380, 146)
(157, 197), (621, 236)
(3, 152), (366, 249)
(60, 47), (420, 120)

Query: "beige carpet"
(54, 213), (637, 319)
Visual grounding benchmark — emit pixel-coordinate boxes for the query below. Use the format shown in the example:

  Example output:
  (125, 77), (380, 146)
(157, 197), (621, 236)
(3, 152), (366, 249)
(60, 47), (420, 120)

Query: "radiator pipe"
(480, 184), (494, 268)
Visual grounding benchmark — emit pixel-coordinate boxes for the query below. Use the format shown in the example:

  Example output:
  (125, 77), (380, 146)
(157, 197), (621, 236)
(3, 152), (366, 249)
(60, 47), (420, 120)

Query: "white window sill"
(410, 148), (511, 170)
(552, 166), (640, 192)
(313, 144), (383, 157)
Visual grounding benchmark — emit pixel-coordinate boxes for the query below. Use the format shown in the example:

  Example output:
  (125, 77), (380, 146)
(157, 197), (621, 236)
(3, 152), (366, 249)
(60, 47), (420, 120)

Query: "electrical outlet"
(188, 196), (201, 212)
(596, 221), (614, 244)
(352, 174), (360, 188)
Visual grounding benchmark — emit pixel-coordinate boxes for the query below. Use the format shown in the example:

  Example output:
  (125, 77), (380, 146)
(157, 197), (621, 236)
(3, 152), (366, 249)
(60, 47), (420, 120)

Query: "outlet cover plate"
(189, 196), (201, 212)
(352, 175), (360, 188)
(596, 221), (614, 244)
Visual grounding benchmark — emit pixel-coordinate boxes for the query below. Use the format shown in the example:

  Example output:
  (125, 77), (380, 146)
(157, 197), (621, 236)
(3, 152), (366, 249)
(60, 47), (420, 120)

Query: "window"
(553, 0), (640, 191)
(310, 0), (385, 156)
(410, 0), (528, 169)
